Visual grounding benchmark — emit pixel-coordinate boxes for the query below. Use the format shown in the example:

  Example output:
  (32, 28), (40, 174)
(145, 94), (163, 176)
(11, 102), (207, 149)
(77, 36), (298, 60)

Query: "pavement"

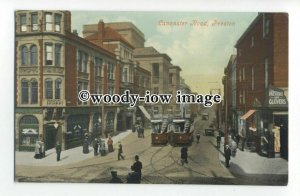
(15, 129), (132, 166)
(218, 137), (288, 176)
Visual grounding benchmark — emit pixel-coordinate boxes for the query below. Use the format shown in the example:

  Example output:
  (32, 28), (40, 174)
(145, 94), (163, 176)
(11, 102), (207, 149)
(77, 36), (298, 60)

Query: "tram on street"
(151, 119), (170, 145)
(169, 118), (194, 146)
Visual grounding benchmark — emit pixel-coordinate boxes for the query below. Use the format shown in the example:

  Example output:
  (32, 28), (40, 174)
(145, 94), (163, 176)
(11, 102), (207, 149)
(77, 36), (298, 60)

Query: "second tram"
(151, 119), (169, 145)
(169, 118), (194, 146)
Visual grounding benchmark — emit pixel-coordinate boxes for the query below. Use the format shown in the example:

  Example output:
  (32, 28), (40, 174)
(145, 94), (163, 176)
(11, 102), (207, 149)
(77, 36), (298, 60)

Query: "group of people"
(92, 136), (114, 156)
(109, 155), (143, 184)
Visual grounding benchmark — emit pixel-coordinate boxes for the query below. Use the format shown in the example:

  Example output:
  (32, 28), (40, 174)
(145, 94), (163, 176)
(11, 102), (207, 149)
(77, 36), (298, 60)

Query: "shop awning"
(240, 110), (256, 120)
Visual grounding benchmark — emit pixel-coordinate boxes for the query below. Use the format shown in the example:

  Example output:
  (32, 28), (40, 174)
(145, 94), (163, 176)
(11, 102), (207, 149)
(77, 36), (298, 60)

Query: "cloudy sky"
(71, 11), (257, 94)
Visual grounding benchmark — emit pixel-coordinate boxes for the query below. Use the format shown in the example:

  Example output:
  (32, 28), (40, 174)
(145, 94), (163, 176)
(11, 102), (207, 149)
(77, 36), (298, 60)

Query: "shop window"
(19, 115), (39, 151)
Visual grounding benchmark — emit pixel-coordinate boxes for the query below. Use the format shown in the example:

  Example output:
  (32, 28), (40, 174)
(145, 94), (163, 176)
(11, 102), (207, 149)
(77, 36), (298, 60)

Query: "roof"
(133, 47), (172, 61)
(85, 26), (135, 49)
(240, 110), (256, 120)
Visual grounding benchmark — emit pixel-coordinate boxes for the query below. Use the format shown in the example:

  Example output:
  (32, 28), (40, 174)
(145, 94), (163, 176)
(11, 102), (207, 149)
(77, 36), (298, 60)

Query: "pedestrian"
(131, 155), (143, 183)
(107, 136), (114, 152)
(109, 171), (123, 183)
(100, 140), (106, 156)
(39, 140), (45, 158)
(34, 140), (41, 159)
(230, 139), (237, 157)
(217, 134), (221, 149)
(196, 131), (201, 143)
(140, 126), (144, 138)
(83, 137), (89, 154)
(235, 134), (240, 148)
(56, 141), (62, 162)
(224, 144), (231, 167)
(241, 137), (247, 151)
(93, 138), (99, 156)
(118, 142), (124, 160)
(180, 146), (188, 165)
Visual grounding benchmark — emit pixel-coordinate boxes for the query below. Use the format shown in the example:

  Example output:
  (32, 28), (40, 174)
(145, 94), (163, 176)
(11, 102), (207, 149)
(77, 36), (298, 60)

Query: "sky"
(71, 11), (257, 94)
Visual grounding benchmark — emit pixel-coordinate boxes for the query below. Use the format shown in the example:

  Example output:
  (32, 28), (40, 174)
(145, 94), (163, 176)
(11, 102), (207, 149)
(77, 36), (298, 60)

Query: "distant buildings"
(223, 13), (288, 159)
(15, 10), (191, 152)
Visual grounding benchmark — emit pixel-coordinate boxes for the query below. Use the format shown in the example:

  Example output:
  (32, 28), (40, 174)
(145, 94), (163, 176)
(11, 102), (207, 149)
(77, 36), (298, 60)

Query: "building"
(234, 13), (288, 159)
(15, 10), (125, 151)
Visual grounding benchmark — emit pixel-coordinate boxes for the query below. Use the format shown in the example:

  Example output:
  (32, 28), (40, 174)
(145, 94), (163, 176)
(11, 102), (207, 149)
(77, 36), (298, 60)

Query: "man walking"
(217, 134), (221, 149)
(56, 141), (62, 162)
(93, 138), (99, 156)
(196, 131), (201, 143)
(180, 146), (188, 165)
(131, 155), (143, 183)
(224, 144), (231, 167)
(118, 142), (125, 160)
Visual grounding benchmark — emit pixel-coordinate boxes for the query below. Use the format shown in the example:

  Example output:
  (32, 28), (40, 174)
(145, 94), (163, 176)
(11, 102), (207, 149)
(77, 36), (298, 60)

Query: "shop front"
(18, 115), (39, 151)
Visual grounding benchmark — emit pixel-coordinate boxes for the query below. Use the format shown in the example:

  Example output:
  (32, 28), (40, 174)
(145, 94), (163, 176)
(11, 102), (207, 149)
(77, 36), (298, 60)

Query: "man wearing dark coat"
(109, 171), (123, 183)
(118, 142), (124, 160)
(131, 155), (142, 183)
(224, 144), (231, 167)
(181, 146), (188, 165)
(217, 134), (221, 148)
(92, 138), (99, 156)
(56, 141), (62, 162)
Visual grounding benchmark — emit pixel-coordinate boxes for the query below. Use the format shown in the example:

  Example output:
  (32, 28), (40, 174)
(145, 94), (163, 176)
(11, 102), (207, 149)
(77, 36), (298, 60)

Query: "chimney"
(98, 19), (105, 46)
(72, 29), (78, 35)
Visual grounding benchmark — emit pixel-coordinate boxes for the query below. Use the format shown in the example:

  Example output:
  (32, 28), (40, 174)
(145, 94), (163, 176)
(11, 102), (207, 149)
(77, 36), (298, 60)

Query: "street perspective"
(14, 10), (288, 185)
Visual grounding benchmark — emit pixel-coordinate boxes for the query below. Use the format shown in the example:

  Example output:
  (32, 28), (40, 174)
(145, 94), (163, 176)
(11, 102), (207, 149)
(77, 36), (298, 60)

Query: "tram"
(151, 119), (169, 145)
(169, 118), (194, 146)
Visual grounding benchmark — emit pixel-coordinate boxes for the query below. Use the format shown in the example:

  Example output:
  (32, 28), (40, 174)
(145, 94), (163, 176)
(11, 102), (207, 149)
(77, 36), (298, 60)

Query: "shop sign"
(266, 86), (288, 107)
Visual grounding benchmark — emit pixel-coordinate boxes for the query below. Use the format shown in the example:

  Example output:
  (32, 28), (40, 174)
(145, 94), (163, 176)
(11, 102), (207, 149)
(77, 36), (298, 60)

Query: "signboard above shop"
(265, 86), (288, 108)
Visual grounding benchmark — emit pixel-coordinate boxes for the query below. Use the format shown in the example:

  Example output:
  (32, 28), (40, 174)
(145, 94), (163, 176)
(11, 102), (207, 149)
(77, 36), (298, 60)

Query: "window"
(45, 13), (52, 31)
(263, 14), (270, 37)
(31, 80), (38, 104)
(251, 67), (254, 90)
(239, 69), (241, 82)
(169, 73), (173, 84)
(20, 15), (27, 32)
(243, 89), (246, 104)
(77, 51), (82, 71)
(54, 14), (61, 32)
(83, 53), (88, 72)
(152, 63), (159, 77)
(21, 46), (28, 65)
(45, 79), (53, 99)
(122, 67), (128, 82)
(242, 67), (245, 80)
(21, 80), (29, 104)
(251, 36), (254, 48)
(109, 87), (114, 95)
(31, 13), (38, 31)
(45, 44), (53, 65)
(108, 63), (114, 80)
(55, 44), (61, 66)
(265, 58), (269, 88)
(94, 57), (102, 77)
(55, 79), (61, 99)
(30, 45), (37, 65)
(78, 81), (88, 105)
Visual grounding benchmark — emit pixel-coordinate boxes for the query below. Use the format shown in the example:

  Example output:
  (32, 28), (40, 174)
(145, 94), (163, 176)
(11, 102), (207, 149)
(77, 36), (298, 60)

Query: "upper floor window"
(251, 67), (255, 90)
(45, 43), (53, 65)
(242, 67), (245, 80)
(55, 79), (62, 99)
(122, 67), (128, 82)
(45, 13), (52, 31)
(30, 45), (37, 65)
(108, 63), (114, 80)
(54, 14), (61, 32)
(265, 58), (269, 88)
(77, 50), (88, 72)
(83, 53), (88, 72)
(45, 79), (53, 99)
(94, 57), (102, 77)
(263, 14), (270, 37)
(31, 79), (38, 104)
(21, 79), (29, 104)
(20, 15), (27, 32)
(21, 46), (28, 65)
(55, 44), (61, 66)
(31, 13), (38, 31)
(251, 36), (254, 48)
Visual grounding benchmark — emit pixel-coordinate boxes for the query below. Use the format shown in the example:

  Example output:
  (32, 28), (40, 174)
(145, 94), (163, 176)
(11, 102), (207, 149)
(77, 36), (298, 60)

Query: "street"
(16, 108), (287, 185)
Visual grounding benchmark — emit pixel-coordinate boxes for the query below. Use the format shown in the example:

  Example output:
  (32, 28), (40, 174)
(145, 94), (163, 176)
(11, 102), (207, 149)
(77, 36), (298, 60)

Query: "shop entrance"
(274, 114), (288, 160)
(45, 126), (58, 150)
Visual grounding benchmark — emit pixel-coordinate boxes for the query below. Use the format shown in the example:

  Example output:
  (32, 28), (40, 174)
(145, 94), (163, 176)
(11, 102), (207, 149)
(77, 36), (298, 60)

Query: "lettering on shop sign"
(267, 87), (288, 107)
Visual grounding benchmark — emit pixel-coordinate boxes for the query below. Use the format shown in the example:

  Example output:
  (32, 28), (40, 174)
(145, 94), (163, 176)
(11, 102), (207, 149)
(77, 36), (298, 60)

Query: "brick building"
(234, 13), (288, 159)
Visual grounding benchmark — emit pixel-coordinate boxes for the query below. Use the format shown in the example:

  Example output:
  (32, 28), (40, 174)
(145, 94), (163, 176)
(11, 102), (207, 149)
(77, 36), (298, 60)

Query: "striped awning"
(240, 110), (256, 120)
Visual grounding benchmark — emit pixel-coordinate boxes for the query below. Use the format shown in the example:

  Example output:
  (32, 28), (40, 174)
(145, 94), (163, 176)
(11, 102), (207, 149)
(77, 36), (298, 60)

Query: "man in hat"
(224, 144), (232, 168)
(131, 155), (143, 183)
(118, 142), (124, 160)
(56, 141), (62, 162)
(109, 171), (123, 183)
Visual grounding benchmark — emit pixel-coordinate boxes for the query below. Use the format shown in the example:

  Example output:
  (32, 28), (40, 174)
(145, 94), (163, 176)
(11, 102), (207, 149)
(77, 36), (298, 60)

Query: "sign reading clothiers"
(267, 86), (288, 107)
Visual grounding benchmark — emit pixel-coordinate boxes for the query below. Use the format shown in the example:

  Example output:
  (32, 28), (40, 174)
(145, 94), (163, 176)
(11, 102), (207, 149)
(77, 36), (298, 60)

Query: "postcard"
(14, 10), (288, 186)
